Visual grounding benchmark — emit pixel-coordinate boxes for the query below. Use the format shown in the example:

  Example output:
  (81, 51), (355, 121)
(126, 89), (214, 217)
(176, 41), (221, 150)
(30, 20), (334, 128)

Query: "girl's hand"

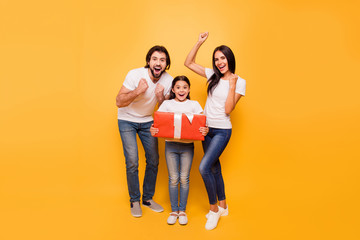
(198, 32), (209, 44)
(150, 125), (159, 136)
(199, 126), (209, 136)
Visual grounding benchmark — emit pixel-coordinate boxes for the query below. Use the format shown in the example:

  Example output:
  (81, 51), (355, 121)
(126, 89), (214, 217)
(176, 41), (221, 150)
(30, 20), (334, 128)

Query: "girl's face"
(214, 50), (229, 75)
(172, 80), (190, 102)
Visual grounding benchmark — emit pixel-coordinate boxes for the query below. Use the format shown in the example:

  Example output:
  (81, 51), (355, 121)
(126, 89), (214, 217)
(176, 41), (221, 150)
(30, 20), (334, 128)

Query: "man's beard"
(150, 67), (164, 79)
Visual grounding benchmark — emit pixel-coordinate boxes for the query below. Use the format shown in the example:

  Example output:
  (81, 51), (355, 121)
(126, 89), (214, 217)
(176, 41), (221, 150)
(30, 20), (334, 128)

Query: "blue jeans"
(165, 141), (194, 212)
(199, 127), (232, 205)
(118, 119), (159, 203)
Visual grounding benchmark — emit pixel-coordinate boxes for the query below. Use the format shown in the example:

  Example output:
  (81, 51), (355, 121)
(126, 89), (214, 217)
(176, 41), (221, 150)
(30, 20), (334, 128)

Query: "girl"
(150, 75), (208, 225)
(184, 32), (246, 230)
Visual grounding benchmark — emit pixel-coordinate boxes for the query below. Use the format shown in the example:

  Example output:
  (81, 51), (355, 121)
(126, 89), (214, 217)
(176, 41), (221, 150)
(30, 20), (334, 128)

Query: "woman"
(184, 32), (246, 230)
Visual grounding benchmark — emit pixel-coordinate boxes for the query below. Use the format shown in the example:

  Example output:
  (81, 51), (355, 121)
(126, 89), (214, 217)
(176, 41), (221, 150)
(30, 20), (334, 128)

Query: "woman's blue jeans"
(118, 119), (159, 203)
(199, 127), (232, 205)
(165, 141), (194, 212)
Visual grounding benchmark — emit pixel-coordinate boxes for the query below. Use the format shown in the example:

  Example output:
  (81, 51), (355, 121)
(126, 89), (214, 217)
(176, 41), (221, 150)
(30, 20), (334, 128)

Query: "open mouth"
(153, 66), (162, 75)
(218, 65), (226, 71)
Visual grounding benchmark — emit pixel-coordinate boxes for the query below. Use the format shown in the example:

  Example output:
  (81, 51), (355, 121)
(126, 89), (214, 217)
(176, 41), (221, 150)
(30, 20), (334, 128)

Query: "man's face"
(148, 51), (167, 80)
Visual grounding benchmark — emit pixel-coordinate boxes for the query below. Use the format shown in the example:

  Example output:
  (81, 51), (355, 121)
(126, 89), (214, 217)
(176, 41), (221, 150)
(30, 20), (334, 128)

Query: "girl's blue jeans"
(165, 141), (194, 212)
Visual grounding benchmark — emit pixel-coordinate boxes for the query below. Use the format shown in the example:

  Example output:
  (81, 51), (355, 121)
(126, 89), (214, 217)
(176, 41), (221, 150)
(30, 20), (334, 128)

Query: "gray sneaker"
(130, 201), (142, 217)
(142, 199), (164, 212)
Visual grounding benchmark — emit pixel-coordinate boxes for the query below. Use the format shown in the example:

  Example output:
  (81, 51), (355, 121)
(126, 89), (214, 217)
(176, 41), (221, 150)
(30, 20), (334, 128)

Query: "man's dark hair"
(144, 45), (171, 70)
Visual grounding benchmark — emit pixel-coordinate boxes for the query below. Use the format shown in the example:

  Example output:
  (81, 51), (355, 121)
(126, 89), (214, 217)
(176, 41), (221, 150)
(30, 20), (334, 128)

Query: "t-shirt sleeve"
(193, 101), (204, 114)
(122, 70), (138, 91)
(236, 77), (246, 96)
(205, 68), (215, 80)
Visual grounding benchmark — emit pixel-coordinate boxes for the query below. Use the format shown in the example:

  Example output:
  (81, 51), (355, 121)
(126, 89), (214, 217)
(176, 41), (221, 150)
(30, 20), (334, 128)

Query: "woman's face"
(214, 50), (229, 75)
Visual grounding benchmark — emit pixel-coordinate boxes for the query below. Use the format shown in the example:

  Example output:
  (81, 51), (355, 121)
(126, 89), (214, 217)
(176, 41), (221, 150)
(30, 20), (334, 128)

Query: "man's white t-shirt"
(157, 99), (204, 143)
(117, 67), (173, 123)
(204, 68), (246, 129)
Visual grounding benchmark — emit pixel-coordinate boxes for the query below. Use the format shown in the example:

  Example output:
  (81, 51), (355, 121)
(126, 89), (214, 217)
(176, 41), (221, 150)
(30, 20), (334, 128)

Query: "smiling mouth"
(154, 66), (161, 72)
(218, 65), (226, 71)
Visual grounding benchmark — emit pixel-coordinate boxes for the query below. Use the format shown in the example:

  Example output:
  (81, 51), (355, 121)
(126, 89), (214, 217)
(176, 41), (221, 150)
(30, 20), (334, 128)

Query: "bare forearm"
(185, 41), (202, 67)
(184, 41), (206, 77)
(156, 94), (165, 106)
(225, 86), (236, 115)
(116, 89), (140, 108)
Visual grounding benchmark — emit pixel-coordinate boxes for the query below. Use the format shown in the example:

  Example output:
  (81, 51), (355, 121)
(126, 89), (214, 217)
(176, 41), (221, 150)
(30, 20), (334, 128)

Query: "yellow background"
(1, 0), (360, 239)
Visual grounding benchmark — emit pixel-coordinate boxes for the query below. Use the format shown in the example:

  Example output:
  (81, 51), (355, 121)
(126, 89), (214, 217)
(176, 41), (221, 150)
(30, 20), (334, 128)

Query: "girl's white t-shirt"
(204, 68), (246, 129)
(158, 99), (203, 114)
(157, 99), (204, 143)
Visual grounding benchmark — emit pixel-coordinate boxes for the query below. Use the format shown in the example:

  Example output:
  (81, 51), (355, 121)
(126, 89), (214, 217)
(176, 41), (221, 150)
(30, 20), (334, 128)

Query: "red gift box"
(153, 111), (206, 141)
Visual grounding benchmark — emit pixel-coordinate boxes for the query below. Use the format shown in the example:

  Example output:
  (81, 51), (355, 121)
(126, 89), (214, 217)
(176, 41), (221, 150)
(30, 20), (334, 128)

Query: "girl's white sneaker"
(167, 212), (178, 225)
(178, 211), (188, 225)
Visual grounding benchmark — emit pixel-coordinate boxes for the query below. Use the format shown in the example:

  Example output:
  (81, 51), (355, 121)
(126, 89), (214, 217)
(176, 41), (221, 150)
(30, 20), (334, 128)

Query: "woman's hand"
(150, 125), (159, 137)
(198, 32), (209, 44)
(199, 126), (209, 136)
(229, 73), (238, 87)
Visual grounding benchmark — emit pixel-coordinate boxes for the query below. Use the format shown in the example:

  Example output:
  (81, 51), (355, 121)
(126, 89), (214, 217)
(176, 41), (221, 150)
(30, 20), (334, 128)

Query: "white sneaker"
(167, 212), (178, 225)
(218, 205), (228, 216)
(205, 210), (221, 230)
(178, 211), (188, 225)
(206, 205), (228, 218)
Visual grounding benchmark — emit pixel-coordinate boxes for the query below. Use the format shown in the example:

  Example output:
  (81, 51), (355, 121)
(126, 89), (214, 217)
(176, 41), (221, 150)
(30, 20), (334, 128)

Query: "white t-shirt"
(204, 68), (246, 129)
(158, 99), (203, 114)
(117, 67), (173, 122)
(157, 99), (204, 143)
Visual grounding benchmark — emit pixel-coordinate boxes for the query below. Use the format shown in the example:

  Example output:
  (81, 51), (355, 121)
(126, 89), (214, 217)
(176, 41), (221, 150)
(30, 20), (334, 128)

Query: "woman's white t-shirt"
(204, 68), (246, 129)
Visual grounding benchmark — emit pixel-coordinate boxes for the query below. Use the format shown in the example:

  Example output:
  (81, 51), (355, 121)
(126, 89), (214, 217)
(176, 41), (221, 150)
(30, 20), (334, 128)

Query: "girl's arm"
(225, 74), (243, 115)
(184, 32), (209, 78)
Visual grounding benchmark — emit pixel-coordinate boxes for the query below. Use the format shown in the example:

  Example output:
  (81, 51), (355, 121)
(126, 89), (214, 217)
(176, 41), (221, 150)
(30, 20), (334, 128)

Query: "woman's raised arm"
(184, 32), (209, 78)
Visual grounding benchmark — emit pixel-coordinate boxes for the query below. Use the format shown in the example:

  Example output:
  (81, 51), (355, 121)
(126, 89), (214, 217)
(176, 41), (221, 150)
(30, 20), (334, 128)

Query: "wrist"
(196, 41), (203, 46)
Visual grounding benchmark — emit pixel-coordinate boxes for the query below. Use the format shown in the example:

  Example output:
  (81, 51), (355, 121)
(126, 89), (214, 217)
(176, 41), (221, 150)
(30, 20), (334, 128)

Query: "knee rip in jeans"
(179, 176), (189, 185)
(169, 177), (179, 185)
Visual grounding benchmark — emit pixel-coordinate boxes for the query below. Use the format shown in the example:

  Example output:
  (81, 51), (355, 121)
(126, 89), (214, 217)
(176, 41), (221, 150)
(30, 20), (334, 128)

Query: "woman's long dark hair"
(207, 45), (236, 95)
(169, 75), (191, 100)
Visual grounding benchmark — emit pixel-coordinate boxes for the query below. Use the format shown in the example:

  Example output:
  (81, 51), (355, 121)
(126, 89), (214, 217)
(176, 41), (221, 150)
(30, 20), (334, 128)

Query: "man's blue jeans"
(165, 141), (194, 212)
(199, 127), (232, 205)
(118, 119), (159, 203)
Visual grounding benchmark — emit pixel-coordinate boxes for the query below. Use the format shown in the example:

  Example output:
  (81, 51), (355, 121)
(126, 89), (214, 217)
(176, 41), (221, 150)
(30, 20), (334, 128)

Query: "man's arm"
(116, 78), (148, 108)
(155, 83), (166, 106)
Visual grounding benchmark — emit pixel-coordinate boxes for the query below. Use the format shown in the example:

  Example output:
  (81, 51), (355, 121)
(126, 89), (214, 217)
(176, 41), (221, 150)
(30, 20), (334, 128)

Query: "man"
(116, 46), (173, 217)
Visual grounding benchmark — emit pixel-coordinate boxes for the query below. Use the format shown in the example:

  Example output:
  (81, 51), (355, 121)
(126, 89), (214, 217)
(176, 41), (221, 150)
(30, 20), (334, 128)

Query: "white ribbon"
(173, 113), (182, 139)
(184, 113), (194, 123)
(173, 113), (195, 139)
